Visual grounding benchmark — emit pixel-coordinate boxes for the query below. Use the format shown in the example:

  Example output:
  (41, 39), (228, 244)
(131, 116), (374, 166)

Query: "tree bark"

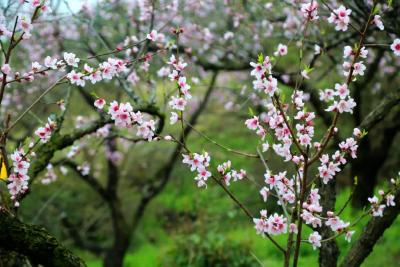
(0, 250), (30, 267)
(318, 181), (339, 267)
(0, 211), (86, 267)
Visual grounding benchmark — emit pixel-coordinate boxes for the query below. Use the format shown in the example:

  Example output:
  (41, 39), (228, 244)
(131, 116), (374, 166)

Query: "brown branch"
(358, 89), (400, 131)
(60, 214), (105, 256)
(28, 116), (112, 183)
(55, 159), (109, 201)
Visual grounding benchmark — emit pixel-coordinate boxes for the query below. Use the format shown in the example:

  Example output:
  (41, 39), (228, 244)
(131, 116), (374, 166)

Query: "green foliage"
(163, 231), (260, 267)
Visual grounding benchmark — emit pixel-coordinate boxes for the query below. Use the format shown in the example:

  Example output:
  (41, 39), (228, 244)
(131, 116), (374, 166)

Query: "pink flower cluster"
(104, 100), (156, 141)
(253, 210), (287, 236)
(41, 164), (57, 185)
(34, 117), (56, 143)
(343, 46), (367, 78)
(318, 130), (359, 184)
(328, 5), (352, 32)
(318, 153), (341, 184)
(217, 161), (247, 186)
(325, 212), (350, 232)
(8, 149), (30, 207)
(67, 56), (127, 87)
(250, 57), (277, 97)
(300, 1), (319, 21)
(146, 30), (165, 42)
(308, 232), (322, 249)
(182, 152), (211, 187)
(167, 55), (191, 116)
(323, 83), (357, 114)
(295, 110), (315, 147)
(368, 190), (396, 217)
(264, 171), (295, 205)
(301, 189), (323, 228)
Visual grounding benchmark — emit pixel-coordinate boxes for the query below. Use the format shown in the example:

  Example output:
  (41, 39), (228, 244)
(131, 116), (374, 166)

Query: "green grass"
(80, 186), (400, 267)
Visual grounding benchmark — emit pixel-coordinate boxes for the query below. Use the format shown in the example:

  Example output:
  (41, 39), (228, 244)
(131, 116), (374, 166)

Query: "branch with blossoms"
(0, 8), (169, 208)
(156, 1), (400, 267)
(0, 2), (175, 264)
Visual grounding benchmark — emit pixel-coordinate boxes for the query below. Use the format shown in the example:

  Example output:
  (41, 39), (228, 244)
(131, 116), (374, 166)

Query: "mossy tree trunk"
(0, 211), (86, 267)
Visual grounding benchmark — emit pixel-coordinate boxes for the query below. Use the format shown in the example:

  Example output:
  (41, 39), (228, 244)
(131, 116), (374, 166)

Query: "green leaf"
(361, 129), (368, 138)
(373, 5), (380, 15)
(90, 91), (99, 98)
(257, 53), (264, 64)
(248, 107), (254, 116)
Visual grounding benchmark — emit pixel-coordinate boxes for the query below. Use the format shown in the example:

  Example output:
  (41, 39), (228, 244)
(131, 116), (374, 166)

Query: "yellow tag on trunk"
(0, 155), (8, 180)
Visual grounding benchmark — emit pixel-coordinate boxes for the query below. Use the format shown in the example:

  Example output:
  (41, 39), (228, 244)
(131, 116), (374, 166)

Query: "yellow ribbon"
(0, 154), (8, 180)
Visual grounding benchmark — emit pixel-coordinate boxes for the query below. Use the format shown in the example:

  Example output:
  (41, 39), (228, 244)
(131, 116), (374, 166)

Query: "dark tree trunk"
(103, 238), (130, 267)
(103, 196), (131, 267)
(0, 250), (30, 267)
(0, 211), (86, 267)
(318, 180), (339, 267)
(351, 137), (377, 208)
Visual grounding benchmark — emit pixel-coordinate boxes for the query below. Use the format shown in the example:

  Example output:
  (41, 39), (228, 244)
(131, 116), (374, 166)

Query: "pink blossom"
(34, 118), (56, 143)
(301, 1), (319, 21)
(391, 39), (400, 56)
(308, 232), (322, 249)
(345, 230), (355, 242)
(169, 96), (187, 111)
(146, 30), (159, 42)
(250, 62), (265, 79)
(170, 112), (179, 125)
(63, 52), (80, 67)
(274, 44), (288, 56)
(373, 15), (384, 30)
(94, 98), (106, 109)
(260, 187), (269, 202)
(1, 64), (11, 75)
(245, 116), (259, 130)
(328, 5), (352, 32)
(67, 70), (85, 87)
(386, 194), (396, 207)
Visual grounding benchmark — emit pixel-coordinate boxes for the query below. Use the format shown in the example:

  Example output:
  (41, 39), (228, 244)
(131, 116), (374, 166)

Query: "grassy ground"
(79, 185), (400, 267)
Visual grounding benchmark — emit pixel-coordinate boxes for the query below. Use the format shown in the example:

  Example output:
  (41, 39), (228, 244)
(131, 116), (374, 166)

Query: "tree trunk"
(103, 198), (131, 267)
(0, 211), (86, 267)
(318, 180), (339, 267)
(103, 238), (130, 267)
(0, 250), (30, 267)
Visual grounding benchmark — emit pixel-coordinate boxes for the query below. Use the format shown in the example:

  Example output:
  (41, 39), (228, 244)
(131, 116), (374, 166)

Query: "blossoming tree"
(0, 0), (400, 267)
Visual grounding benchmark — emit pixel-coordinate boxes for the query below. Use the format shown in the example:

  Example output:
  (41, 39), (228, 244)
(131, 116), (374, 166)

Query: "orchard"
(0, 1), (400, 267)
